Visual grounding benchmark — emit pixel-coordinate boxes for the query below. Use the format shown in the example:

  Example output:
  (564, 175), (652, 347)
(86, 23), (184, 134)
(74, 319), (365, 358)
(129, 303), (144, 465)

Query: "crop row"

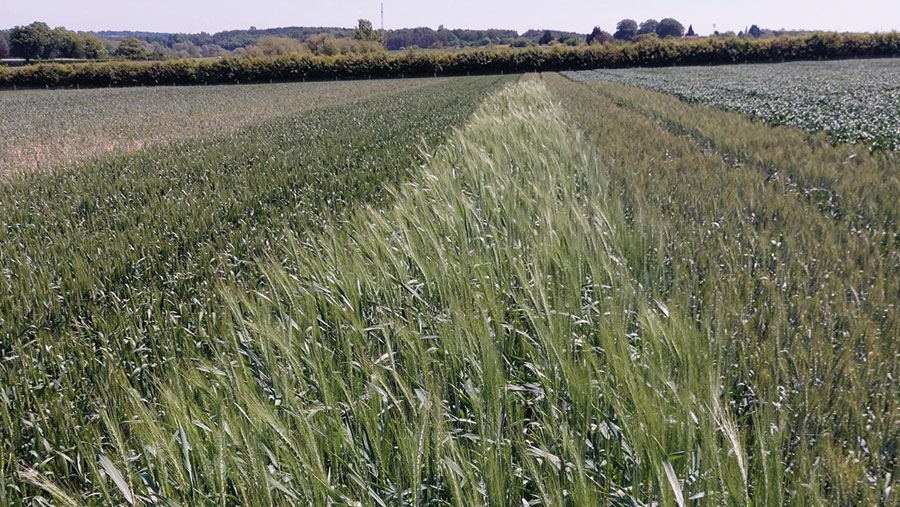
(0, 78), (438, 175)
(2, 32), (900, 88)
(0, 75), (511, 503)
(546, 73), (900, 504)
(7, 76), (751, 505)
(566, 58), (900, 150)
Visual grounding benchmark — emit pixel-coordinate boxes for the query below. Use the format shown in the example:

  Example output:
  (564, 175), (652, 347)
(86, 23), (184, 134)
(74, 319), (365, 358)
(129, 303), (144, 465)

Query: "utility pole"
(381, 3), (384, 32)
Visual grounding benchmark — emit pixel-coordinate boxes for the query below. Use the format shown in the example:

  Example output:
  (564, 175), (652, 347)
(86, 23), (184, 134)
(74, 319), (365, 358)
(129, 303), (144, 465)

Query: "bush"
(0, 65), (11, 87)
(244, 36), (308, 57)
(3, 32), (899, 89)
(306, 34), (384, 56)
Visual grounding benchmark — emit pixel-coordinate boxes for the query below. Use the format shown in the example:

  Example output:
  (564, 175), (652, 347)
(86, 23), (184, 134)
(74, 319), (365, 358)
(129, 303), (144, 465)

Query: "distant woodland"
(1, 18), (824, 63)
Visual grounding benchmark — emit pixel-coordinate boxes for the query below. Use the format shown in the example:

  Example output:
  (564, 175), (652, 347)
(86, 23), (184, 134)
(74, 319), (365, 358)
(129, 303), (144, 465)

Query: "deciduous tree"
(587, 27), (613, 45)
(77, 34), (109, 59)
(354, 19), (384, 44)
(10, 22), (52, 62)
(637, 19), (659, 36)
(614, 19), (638, 41)
(114, 37), (149, 60)
(656, 18), (685, 38)
(245, 36), (307, 56)
(49, 27), (78, 58)
(0, 32), (9, 59)
(539, 30), (554, 45)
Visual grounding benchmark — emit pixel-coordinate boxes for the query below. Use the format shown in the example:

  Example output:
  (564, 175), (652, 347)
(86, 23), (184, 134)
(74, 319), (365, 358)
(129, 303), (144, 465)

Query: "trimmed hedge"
(2, 32), (899, 89)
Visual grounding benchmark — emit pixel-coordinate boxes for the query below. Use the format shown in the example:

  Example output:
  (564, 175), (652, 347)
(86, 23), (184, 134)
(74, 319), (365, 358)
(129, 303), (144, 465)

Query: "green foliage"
(306, 34), (384, 56)
(567, 59), (900, 149)
(0, 31), (9, 58)
(656, 18), (685, 38)
(48, 27), (78, 58)
(2, 32), (900, 89)
(614, 19), (638, 41)
(243, 36), (308, 57)
(638, 19), (659, 35)
(8, 23), (108, 61)
(0, 75), (508, 503)
(114, 37), (149, 60)
(633, 32), (660, 43)
(353, 18), (383, 44)
(9, 21), (52, 61)
(198, 78), (745, 504)
(546, 72), (900, 504)
(96, 26), (526, 53)
(77, 33), (109, 59)
(587, 27), (613, 45)
(539, 30), (554, 45)
(1, 62), (899, 505)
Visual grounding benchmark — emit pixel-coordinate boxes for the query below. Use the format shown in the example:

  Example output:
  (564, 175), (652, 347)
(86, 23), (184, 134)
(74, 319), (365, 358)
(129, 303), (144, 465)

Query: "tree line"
(2, 21), (592, 62)
(0, 18), (876, 64)
(3, 32), (898, 89)
(583, 18), (691, 45)
(4, 22), (108, 62)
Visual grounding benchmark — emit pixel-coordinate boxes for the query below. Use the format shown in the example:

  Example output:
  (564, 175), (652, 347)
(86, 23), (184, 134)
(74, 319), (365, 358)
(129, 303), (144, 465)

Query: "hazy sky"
(3, 1), (898, 35)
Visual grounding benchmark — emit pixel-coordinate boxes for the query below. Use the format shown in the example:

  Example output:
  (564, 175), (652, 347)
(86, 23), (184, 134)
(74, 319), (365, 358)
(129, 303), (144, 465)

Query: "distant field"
(565, 59), (900, 149)
(0, 78), (440, 175)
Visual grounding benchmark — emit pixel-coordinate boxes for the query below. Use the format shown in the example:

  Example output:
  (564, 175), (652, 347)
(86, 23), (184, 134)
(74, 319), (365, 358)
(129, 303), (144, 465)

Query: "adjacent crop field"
(0, 75), (511, 504)
(0, 78), (439, 175)
(565, 59), (900, 149)
(546, 73), (900, 504)
(2, 66), (900, 505)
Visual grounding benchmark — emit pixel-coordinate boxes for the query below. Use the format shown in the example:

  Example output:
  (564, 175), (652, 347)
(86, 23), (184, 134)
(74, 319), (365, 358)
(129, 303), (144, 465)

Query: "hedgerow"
(2, 32), (899, 88)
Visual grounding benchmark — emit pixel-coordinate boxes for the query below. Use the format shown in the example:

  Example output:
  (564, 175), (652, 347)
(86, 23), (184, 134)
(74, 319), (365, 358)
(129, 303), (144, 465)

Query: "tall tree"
(114, 37), (149, 60)
(587, 27), (613, 45)
(749, 24), (762, 38)
(539, 30), (554, 45)
(656, 18), (685, 38)
(354, 19), (384, 43)
(686, 25), (696, 36)
(614, 19), (638, 41)
(246, 36), (306, 56)
(49, 26), (78, 58)
(0, 32), (9, 59)
(77, 33), (108, 59)
(637, 19), (659, 35)
(9, 22), (52, 62)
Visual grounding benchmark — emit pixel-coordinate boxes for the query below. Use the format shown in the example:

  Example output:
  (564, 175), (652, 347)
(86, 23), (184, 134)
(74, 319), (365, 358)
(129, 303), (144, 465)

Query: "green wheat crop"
(0, 78), (440, 175)
(2, 67), (899, 505)
(0, 75), (510, 503)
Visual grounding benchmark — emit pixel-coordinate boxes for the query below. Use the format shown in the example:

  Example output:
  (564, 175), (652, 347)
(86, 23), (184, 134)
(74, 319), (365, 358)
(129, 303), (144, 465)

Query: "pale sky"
(2, 0), (898, 36)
